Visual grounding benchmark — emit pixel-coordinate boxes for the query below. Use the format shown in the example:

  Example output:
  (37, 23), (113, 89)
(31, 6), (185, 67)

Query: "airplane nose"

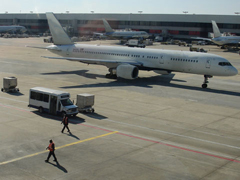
(230, 67), (238, 76)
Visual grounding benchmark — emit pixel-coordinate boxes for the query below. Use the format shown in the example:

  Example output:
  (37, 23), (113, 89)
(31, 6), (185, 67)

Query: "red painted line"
(0, 104), (32, 113)
(1, 103), (239, 164)
(79, 124), (240, 164)
(117, 132), (240, 163)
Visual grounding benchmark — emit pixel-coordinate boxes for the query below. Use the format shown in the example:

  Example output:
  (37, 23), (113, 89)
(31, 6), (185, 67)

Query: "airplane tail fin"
(211, 20), (221, 38)
(102, 19), (114, 33)
(46, 12), (74, 45)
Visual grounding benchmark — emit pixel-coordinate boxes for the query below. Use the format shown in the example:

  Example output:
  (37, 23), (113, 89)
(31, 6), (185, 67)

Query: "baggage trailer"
(76, 94), (95, 113)
(1, 77), (19, 92)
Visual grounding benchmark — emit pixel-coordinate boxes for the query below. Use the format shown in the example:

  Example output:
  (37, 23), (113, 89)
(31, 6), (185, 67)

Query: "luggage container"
(1, 77), (19, 92)
(76, 93), (95, 113)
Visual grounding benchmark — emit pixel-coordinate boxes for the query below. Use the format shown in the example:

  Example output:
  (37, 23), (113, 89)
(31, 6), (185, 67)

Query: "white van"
(28, 87), (78, 117)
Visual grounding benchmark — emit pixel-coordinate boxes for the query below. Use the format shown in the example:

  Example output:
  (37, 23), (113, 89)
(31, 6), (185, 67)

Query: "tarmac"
(0, 38), (240, 180)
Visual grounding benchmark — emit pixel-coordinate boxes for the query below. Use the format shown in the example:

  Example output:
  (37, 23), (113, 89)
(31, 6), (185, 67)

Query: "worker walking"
(45, 139), (57, 162)
(61, 115), (70, 133)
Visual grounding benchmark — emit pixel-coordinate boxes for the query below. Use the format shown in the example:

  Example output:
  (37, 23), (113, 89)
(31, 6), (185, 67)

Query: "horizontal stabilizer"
(26, 45), (61, 51)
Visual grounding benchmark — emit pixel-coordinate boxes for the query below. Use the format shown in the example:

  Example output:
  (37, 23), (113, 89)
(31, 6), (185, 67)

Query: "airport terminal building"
(0, 13), (240, 39)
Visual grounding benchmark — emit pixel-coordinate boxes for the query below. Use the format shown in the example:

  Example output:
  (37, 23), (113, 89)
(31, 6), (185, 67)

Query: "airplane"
(0, 25), (27, 33)
(102, 19), (149, 39)
(211, 20), (240, 49)
(28, 13), (238, 89)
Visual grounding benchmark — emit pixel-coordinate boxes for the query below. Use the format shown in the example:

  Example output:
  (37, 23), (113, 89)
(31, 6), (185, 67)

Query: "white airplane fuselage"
(47, 44), (238, 77)
(0, 26), (27, 33)
(212, 36), (240, 46)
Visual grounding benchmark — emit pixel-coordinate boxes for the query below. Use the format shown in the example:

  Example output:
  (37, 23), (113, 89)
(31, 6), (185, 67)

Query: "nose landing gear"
(202, 75), (212, 88)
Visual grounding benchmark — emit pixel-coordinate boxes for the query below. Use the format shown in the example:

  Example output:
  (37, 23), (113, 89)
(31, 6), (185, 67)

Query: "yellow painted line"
(0, 131), (118, 166)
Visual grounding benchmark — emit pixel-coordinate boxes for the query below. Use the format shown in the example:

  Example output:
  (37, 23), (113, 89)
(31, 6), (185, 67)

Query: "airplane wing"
(191, 37), (212, 41)
(42, 56), (143, 67)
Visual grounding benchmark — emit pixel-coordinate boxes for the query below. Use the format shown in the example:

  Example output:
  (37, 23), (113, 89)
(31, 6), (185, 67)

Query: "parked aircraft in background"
(102, 19), (149, 39)
(211, 20), (240, 49)
(0, 25), (27, 33)
(28, 13), (238, 89)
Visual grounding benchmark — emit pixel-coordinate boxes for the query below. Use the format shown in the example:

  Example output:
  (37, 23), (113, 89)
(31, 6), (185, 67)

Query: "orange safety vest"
(48, 142), (54, 151)
(63, 117), (68, 125)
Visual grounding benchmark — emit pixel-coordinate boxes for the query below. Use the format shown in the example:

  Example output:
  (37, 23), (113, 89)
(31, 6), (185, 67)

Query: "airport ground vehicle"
(197, 41), (206, 45)
(76, 94), (95, 113)
(43, 37), (53, 43)
(161, 41), (171, 45)
(28, 87), (78, 117)
(154, 36), (163, 42)
(1, 77), (19, 92)
(190, 46), (207, 53)
(125, 39), (145, 48)
(178, 41), (187, 46)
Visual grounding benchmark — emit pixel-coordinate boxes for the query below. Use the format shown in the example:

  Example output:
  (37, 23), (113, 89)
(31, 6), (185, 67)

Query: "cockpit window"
(218, 62), (232, 66)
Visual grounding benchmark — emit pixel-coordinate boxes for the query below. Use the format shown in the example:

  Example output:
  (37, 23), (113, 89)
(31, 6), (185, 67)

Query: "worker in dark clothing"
(45, 140), (57, 162)
(61, 115), (70, 133)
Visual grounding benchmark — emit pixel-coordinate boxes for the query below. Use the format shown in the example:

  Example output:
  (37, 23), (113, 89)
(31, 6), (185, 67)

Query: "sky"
(0, 0), (240, 15)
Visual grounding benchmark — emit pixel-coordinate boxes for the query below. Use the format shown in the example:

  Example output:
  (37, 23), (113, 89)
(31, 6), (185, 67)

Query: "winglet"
(46, 12), (74, 45)
(102, 19), (114, 33)
(211, 20), (221, 38)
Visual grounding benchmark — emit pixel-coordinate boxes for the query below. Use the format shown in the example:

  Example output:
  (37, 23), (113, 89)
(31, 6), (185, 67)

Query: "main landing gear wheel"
(202, 75), (212, 88)
(105, 68), (117, 79)
(105, 73), (117, 79)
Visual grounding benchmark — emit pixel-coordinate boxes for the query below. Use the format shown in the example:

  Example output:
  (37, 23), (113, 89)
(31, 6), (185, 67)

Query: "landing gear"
(202, 75), (212, 88)
(105, 68), (117, 79)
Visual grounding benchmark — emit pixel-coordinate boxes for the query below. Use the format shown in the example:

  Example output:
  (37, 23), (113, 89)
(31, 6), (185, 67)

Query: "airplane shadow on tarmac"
(52, 72), (240, 97)
(41, 70), (106, 79)
(47, 161), (68, 173)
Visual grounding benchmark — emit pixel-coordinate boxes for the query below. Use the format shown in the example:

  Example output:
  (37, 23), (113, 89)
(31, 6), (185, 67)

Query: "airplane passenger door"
(206, 59), (211, 68)
(66, 47), (70, 56)
(159, 55), (164, 64)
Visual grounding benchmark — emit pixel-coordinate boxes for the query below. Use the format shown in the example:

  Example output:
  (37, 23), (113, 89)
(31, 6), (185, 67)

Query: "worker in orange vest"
(45, 139), (57, 162)
(61, 114), (70, 133)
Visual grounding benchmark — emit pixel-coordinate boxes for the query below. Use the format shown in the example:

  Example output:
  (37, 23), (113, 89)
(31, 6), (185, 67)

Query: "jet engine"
(116, 64), (139, 79)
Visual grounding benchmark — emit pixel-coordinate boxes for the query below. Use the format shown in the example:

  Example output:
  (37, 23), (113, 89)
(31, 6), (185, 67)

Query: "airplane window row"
(170, 58), (198, 63)
(147, 56), (158, 59)
(79, 50), (130, 57)
(74, 49), (163, 60)
(218, 62), (232, 66)
(131, 55), (140, 58)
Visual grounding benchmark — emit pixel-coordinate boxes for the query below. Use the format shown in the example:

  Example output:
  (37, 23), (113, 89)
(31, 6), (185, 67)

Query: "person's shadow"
(67, 132), (80, 140)
(62, 131), (80, 140)
(47, 161), (68, 173)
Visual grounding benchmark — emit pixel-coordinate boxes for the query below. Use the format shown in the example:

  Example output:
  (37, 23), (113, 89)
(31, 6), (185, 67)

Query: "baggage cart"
(1, 77), (19, 92)
(76, 94), (95, 113)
